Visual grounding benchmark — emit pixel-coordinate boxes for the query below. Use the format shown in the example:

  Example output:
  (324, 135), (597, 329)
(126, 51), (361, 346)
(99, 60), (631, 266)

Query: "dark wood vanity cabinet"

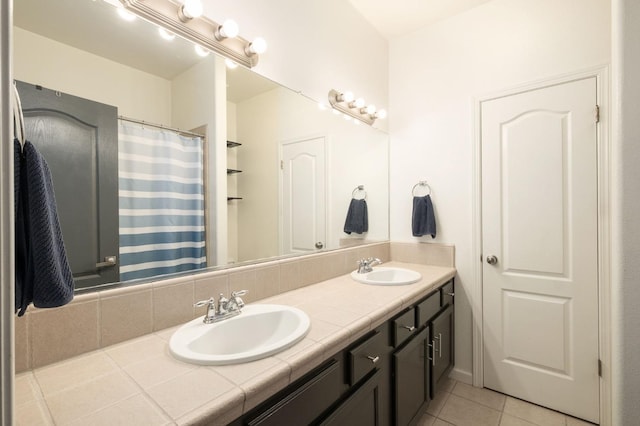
(231, 279), (454, 426)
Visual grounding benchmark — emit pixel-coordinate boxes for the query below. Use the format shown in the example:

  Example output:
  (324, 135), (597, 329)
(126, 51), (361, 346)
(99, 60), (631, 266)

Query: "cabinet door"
(393, 327), (429, 426)
(431, 305), (454, 397)
(319, 369), (382, 426)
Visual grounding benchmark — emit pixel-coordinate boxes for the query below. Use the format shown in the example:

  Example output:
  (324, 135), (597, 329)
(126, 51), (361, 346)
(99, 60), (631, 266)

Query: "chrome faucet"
(194, 290), (248, 324)
(356, 257), (382, 274)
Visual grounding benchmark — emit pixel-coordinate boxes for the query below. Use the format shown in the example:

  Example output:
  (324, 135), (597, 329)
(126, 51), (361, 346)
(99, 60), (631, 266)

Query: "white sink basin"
(351, 267), (422, 286)
(169, 304), (310, 365)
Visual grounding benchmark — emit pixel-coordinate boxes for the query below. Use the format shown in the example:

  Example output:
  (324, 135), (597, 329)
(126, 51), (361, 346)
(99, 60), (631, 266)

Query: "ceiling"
(348, 0), (493, 38)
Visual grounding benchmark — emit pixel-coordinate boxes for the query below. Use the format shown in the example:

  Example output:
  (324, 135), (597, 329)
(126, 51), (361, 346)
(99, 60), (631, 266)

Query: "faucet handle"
(194, 297), (215, 308)
(231, 290), (247, 310)
(231, 290), (248, 297)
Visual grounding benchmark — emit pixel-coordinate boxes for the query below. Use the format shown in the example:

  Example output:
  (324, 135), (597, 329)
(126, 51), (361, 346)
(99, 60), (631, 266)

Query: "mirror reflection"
(13, 0), (389, 290)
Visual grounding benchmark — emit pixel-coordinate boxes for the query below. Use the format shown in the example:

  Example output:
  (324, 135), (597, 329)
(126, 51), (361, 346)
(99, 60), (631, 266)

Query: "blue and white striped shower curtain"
(118, 122), (206, 281)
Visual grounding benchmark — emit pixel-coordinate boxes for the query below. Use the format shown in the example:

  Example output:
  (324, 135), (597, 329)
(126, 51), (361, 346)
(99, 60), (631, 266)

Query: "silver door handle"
(96, 256), (117, 268)
(401, 325), (415, 332)
(486, 255), (498, 265)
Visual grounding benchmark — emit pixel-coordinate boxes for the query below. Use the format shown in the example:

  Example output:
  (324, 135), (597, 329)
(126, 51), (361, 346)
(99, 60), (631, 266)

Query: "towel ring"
(352, 185), (367, 200)
(412, 181), (432, 197)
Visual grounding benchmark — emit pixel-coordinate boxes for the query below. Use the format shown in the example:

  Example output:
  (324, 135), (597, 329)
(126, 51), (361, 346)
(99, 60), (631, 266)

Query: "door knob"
(486, 255), (498, 265)
(315, 242), (324, 249)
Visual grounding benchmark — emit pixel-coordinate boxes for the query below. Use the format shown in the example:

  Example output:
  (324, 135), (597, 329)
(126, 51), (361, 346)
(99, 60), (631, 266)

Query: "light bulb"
(354, 98), (365, 108)
(225, 58), (239, 69)
(181, 0), (203, 19)
(366, 104), (377, 115)
(246, 37), (267, 55)
(375, 109), (387, 119)
(117, 7), (137, 21)
(341, 91), (355, 103)
(218, 19), (239, 39)
(194, 44), (210, 57)
(158, 27), (176, 41)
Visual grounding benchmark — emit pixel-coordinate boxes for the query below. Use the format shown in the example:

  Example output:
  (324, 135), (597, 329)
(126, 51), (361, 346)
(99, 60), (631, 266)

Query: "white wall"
(202, 0), (389, 131)
(389, 0), (611, 380)
(611, 0), (640, 423)
(171, 56), (228, 266)
(13, 27), (171, 124)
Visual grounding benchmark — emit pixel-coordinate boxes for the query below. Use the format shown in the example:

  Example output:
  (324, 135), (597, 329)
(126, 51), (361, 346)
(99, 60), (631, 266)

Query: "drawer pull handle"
(445, 292), (455, 297)
(366, 355), (380, 364)
(401, 325), (415, 332)
(437, 333), (442, 358)
(430, 340), (436, 366)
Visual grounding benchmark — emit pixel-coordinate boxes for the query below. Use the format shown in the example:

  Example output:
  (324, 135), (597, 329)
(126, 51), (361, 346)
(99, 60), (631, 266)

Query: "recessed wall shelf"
(227, 140), (242, 148)
(227, 168), (242, 174)
(227, 197), (243, 201)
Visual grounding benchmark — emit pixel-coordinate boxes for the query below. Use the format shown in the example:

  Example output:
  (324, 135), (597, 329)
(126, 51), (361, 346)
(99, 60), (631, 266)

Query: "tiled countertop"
(15, 262), (456, 426)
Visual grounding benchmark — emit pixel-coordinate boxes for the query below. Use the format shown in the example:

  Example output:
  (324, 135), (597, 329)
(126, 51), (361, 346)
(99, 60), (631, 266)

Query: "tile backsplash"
(15, 241), (454, 372)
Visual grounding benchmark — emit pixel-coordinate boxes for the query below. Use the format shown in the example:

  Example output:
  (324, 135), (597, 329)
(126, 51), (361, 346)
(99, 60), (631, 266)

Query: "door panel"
(481, 77), (599, 422)
(16, 81), (119, 289)
(281, 137), (326, 254)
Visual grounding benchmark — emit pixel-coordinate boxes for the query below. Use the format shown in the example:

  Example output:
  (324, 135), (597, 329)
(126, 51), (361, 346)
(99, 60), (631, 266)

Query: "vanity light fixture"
(245, 37), (268, 56)
(328, 89), (386, 125)
(214, 19), (240, 40)
(116, 6), (137, 21)
(178, 0), (203, 22)
(194, 44), (210, 57)
(158, 27), (176, 41)
(118, 0), (266, 68)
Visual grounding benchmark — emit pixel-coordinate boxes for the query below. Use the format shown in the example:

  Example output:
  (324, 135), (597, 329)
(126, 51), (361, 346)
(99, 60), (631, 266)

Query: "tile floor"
(419, 380), (597, 426)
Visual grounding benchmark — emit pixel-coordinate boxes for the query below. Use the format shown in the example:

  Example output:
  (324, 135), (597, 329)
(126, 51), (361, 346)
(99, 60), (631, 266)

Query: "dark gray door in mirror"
(16, 81), (119, 289)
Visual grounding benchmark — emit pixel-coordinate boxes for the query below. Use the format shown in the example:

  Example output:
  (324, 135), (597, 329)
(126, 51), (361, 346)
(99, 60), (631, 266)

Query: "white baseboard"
(448, 367), (473, 385)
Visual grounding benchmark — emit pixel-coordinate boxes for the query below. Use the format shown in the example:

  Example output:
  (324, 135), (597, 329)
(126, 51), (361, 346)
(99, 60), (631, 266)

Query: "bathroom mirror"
(13, 0), (389, 290)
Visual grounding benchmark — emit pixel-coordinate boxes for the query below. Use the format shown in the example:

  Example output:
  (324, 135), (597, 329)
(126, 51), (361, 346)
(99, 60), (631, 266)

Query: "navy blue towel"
(412, 195), (436, 238)
(344, 198), (368, 235)
(15, 140), (74, 316)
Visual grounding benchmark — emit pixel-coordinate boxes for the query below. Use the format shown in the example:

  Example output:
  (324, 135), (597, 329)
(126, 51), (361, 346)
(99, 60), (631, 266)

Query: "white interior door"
(481, 77), (599, 422)
(281, 137), (326, 254)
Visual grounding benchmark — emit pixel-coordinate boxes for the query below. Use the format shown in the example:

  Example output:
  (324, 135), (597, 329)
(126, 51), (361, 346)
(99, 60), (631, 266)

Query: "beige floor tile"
(433, 419), (455, 426)
(500, 413), (538, 426)
(124, 354), (196, 389)
(45, 371), (140, 425)
(452, 382), (506, 411)
(503, 397), (566, 426)
(34, 351), (118, 397)
(438, 377), (457, 393)
(438, 394), (501, 426)
(145, 369), (236, 419)
(426, 387), (451, 417)
(69, 394), (171, 426)
(15, 399), (54, 426)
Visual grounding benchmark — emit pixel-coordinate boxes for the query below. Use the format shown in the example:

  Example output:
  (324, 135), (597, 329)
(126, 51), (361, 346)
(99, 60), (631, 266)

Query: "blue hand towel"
(344, 198), (368, 235)
(412, 195), (436, 238)
(15, 140), (74, 316)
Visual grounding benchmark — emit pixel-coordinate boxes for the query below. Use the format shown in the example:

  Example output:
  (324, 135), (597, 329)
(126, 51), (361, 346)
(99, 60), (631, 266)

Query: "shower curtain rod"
(118, 115), (205, 139)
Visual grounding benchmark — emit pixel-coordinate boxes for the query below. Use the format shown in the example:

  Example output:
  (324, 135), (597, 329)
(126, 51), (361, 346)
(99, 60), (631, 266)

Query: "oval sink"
(169, 304), (310, 365)
(351, 267), (421, 286)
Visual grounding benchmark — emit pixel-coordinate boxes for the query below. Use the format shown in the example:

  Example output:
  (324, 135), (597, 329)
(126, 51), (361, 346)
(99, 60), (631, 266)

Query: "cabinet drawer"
(442, 280), (455, 307)
(349, 329), (387, 386)
(392, 308), (416, 347)
(247, 359), (343, 426)
(416, 291), (440, 326)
